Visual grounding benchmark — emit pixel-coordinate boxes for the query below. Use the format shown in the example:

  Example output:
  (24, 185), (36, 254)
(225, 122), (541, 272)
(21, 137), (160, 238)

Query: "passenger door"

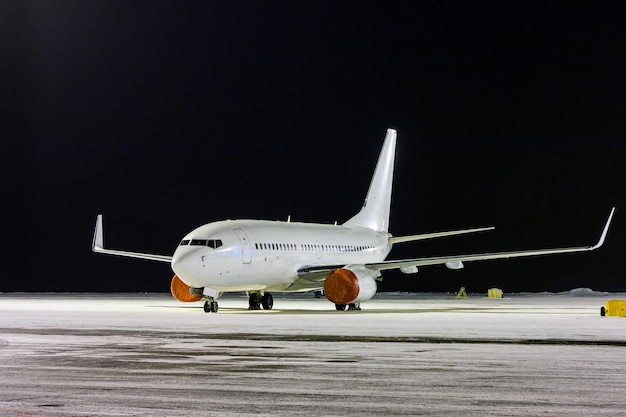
(233, 228), (252, 264)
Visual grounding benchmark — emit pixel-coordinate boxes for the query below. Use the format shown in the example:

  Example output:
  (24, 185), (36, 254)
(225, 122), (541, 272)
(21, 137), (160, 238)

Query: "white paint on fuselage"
(171, 220), (391, 293)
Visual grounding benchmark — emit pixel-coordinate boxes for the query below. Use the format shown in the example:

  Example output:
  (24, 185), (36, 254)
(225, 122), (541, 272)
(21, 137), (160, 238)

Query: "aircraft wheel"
(335, 304), (346, 311)
(203, 301), (212, 313)
(211, 300), (219, 313)
(248, 293), (261, 310)
(347, 303), (361, 311)
(601, 306), (606, 317)
(262, 293), (273, 310)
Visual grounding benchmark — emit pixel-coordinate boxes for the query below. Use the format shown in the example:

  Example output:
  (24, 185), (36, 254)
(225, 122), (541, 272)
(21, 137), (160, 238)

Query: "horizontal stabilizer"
(389, 226), (494, 244)
(92, 215), (172, 263)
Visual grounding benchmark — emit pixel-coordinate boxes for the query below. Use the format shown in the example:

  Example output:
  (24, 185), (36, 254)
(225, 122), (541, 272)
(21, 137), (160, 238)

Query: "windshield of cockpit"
(179, 239), (223, 248)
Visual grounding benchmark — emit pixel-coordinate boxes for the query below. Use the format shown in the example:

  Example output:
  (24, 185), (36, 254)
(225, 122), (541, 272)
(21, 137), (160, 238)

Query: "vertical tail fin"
(343, 128), (397, 232)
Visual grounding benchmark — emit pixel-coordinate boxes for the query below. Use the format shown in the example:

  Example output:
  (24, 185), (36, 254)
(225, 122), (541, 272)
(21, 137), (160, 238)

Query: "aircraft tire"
(211, 300), (219, 313)
(203, 301), (211, 313)
(262, 293), (273, 310)
(335, 304), (346, 311)
(248, 293), (261, 310)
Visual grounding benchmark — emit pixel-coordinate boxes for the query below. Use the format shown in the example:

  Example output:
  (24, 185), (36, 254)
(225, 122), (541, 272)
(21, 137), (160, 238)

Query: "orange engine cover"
(170, 275), (202, 302)
(324, 268), (359, 305)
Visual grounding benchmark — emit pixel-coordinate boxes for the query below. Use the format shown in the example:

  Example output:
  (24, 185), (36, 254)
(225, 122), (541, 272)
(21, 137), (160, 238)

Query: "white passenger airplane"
(93, 129), (615, 313)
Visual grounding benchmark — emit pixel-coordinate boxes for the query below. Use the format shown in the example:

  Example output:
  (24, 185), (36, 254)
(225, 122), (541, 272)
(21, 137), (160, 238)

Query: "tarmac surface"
(1, 291), (625, 416)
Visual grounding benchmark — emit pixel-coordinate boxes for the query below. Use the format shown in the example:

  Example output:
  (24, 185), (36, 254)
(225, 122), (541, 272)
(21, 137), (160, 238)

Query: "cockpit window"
(187, 239), (223, 248)
(207, 239), (223, 248)
(179, 240), (190, 246)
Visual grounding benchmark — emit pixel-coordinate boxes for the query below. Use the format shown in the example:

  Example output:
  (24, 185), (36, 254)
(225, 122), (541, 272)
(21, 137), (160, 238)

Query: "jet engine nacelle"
(323, 266), (379, 305)
(170, 275), (202, 302)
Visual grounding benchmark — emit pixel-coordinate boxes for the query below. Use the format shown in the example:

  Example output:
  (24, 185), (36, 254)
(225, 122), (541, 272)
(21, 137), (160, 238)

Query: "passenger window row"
(254, 242), (374, 252)
(255, 243), (297, 251)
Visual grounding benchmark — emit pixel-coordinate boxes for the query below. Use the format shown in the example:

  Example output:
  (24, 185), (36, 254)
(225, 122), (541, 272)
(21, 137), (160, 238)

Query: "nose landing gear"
(203, 299), (218, 313)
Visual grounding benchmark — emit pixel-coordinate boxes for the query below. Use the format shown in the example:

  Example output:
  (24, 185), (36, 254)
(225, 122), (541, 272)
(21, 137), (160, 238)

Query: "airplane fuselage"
(171, 220), (391, 293)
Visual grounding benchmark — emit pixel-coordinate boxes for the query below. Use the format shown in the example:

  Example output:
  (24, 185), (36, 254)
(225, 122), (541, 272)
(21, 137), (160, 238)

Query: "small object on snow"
(488, 288), (503, 298)
(601, 300), (626, 317)
(455, 287), (468, 299)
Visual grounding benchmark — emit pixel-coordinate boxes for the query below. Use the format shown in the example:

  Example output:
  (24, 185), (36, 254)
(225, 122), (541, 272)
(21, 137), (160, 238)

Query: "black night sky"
(2, 2), (625, 293)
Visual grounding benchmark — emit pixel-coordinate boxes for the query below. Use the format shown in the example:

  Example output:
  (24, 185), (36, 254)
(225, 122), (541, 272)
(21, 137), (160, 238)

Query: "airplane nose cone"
(172, 248), (191, 266)
(171, 248), (202, 285)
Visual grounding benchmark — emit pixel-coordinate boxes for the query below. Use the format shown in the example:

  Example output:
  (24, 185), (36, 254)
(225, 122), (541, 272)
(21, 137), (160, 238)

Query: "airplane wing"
(298, 207), (614, 278)
(92, 214), (173, 263)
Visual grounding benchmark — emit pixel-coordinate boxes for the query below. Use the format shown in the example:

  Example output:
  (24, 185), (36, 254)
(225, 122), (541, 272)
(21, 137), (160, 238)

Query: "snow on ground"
(0, 292), (625, 416)
(1, 291), (624, 342)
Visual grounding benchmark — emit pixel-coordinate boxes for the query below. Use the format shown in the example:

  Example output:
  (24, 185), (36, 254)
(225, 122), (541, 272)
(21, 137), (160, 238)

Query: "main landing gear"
(335, 303), (361, 311)
(248, 292), (273, 310)
(203, 299), (218, 313)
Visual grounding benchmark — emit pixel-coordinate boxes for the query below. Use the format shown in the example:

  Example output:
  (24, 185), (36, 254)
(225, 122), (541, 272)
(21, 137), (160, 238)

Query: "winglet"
(92, 214), (104, 252)
(592, 207), (615, 250)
